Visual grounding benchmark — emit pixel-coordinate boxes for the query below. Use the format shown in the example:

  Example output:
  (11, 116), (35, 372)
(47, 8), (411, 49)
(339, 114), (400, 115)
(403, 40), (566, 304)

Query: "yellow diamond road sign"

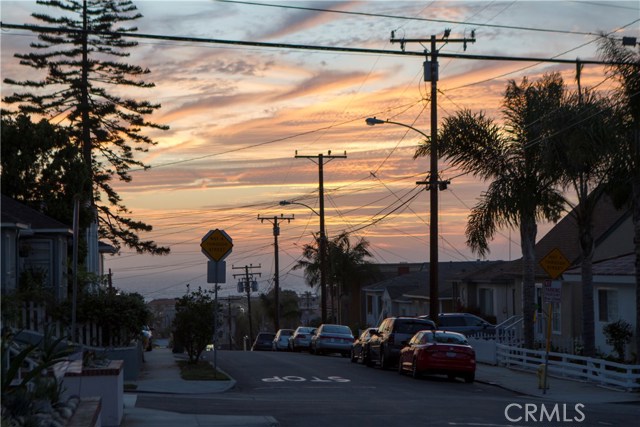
(200, 229), (233, 262)
(539, 248), (570, 280)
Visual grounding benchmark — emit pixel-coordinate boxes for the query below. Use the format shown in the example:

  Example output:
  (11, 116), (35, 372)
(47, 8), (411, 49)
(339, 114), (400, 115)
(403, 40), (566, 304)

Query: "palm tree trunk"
(521, 216), (537, 349)
(578, 183), (597, 357)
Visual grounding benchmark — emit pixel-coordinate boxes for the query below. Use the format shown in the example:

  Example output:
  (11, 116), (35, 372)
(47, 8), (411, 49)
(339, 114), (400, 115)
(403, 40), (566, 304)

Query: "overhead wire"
(216, 0), (611, 37)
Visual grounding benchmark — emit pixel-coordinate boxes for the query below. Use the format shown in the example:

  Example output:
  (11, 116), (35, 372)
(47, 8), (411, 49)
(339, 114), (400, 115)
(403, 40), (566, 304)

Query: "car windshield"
(433, 332), (468, 345)
(397, 321), (433, 335)
(258, 334), (275, 342)
(279, 330), (293, 336)
(296, 327), (313, 334)
(322, 325), (352, 335)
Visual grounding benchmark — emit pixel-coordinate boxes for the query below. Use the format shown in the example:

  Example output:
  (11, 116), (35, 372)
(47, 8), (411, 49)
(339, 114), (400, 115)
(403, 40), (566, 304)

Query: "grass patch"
(177, 360), (230, 381)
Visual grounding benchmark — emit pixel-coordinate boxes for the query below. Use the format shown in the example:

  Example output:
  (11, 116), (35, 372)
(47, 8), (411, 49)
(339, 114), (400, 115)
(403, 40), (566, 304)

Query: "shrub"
(603, 320), (633, 361)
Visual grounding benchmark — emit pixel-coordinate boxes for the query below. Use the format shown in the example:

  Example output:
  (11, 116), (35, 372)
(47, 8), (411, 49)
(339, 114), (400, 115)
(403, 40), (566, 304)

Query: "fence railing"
(496, 343), (640, 391)
(16, 302), (108, 347)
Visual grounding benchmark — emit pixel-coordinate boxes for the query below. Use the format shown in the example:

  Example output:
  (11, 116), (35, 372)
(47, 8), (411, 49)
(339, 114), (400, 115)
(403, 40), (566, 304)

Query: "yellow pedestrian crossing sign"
(200, 229), (233, 262)
(539, 248), (570, 279)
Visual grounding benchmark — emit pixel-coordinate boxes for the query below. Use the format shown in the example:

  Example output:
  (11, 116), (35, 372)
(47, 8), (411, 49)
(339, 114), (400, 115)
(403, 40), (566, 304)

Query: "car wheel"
(464, 373), (475, 384)
(364, 349), (373, 367)
(379, 348), (388, 370)
(397, 359), (404, 375)
(342, 352), (350, 358)
(350, 349), (357, 363)
(411, 358), (420, 379)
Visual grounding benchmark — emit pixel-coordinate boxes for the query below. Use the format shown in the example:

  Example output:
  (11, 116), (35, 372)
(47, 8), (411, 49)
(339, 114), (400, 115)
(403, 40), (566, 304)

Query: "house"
(454, 193), (634, 353)
(362, 261), (504, 327)
(1, 195), (72, 300)
(564, 253), (636, 358)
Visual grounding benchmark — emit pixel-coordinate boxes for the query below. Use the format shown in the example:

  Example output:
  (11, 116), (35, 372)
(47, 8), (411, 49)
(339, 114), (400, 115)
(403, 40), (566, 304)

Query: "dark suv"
(368, 317), (436, 369)
(421, 313), (495, 337)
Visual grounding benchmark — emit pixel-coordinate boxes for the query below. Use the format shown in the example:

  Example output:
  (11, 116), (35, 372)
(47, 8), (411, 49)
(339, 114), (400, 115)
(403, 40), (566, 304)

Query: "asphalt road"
(136, 350), (639, 427)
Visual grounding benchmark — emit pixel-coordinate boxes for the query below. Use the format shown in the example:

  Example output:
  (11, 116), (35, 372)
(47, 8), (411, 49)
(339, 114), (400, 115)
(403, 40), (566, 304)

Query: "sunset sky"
(2, 1), (638, 301)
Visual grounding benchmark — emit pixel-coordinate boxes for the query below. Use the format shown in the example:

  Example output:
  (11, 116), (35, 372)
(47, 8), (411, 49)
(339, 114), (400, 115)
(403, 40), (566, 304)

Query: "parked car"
(420, 313), (496, 337)
(350, 328), (377, 364)
(397, 330), (476, 383)
(288, 326), (316, 352)
(310, 324), (354, 357)
(251, 332), (276, 351)
(369, 317), (436, 369)
(272, 329), (294, 351)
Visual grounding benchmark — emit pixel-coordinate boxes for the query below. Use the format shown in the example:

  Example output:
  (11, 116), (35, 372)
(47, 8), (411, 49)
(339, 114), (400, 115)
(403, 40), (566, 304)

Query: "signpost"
(538, 248), (570, 394)
(201, 229), (233, 379)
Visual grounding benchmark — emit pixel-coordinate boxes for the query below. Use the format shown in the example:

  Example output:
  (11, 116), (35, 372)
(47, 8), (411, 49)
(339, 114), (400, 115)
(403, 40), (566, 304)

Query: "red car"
(397, 330), (476, 383)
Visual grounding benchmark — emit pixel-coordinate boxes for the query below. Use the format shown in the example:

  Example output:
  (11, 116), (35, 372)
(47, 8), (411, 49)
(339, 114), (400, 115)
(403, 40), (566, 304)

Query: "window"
(465, 315), (486, 327)
(598, 289), (618, 322)
(441, 316), (465, 327)
(479, 288), (494, 315)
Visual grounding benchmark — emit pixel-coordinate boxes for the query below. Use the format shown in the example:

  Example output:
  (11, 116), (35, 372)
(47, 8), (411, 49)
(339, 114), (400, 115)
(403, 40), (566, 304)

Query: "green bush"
(603, 320), (633, 361)
(173, 286), (216, 364)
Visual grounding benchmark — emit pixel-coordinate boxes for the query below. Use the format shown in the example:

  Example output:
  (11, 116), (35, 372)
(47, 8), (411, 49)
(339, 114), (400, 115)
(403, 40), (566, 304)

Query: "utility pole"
(295, 150), (347, 323)
(258, 214), (294, 331)
(232, 264), (260, 346)
(391, 30), (475, 323)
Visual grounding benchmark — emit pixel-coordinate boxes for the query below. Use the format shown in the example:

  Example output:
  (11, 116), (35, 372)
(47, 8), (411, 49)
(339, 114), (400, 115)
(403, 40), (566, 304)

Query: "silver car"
(288, 326), (315, 352)
(272, 329), (294, 351)
(310, 324), (354, 357)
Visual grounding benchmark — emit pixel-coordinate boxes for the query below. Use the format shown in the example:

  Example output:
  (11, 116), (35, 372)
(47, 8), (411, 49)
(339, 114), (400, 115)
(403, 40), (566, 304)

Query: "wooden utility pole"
(295, 151), (346, 323)
(258, 214), (294, 331)
(232, 264), (260, 345)
(391, 30), (475, 323)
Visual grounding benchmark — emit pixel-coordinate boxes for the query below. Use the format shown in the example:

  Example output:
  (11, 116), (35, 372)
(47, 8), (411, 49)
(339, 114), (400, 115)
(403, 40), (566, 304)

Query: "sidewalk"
(475, 363), (640, 404)
(122, 346), (638, 426)
(121, 347), (278, 427)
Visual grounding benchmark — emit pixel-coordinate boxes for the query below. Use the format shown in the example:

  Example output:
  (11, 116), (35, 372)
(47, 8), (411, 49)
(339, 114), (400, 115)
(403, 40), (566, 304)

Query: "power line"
(0, 22), (625, 66)
(216, 0), (609, 37)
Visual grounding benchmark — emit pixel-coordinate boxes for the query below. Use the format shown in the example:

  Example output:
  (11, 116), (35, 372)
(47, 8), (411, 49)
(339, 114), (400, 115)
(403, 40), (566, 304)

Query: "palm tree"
(293, 232), (375, 324)
(415, 73), (567, 349)
(597, 35), (640, 362)
(547, 89), (621, 356)
(327, 232), (377, 324)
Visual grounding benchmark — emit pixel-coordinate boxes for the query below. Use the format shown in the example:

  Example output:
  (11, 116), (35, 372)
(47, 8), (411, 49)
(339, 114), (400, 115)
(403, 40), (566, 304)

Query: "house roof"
(363, 261), (501, 296)
(565, 253), (635, 277)
(1, 194), (71, 232)
(476, 194), (631, 279)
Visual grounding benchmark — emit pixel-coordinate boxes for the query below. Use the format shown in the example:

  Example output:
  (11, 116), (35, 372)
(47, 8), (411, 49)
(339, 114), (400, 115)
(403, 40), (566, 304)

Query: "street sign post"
(200, 229), (232, 380)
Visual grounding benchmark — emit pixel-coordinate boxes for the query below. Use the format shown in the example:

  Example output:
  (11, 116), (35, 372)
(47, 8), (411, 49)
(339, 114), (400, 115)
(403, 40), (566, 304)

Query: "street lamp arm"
(365, 117), (429, 141)
(279, 200), (320, 217)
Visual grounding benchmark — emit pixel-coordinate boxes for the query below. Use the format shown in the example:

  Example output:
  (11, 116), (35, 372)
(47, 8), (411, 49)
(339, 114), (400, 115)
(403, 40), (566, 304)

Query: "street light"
(280, 199), (328, 322)
(365, 116), (442, 321)
(279, 200), (320, 217)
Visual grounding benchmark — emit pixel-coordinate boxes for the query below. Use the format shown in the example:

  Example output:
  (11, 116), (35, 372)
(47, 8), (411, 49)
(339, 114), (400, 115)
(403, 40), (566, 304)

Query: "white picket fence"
(17, 302), (104, 347)
(495, 343), (640, 391)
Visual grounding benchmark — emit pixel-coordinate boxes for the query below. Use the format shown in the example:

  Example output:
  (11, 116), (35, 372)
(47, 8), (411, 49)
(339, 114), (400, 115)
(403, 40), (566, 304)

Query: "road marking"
(261, 376), (350, 383)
